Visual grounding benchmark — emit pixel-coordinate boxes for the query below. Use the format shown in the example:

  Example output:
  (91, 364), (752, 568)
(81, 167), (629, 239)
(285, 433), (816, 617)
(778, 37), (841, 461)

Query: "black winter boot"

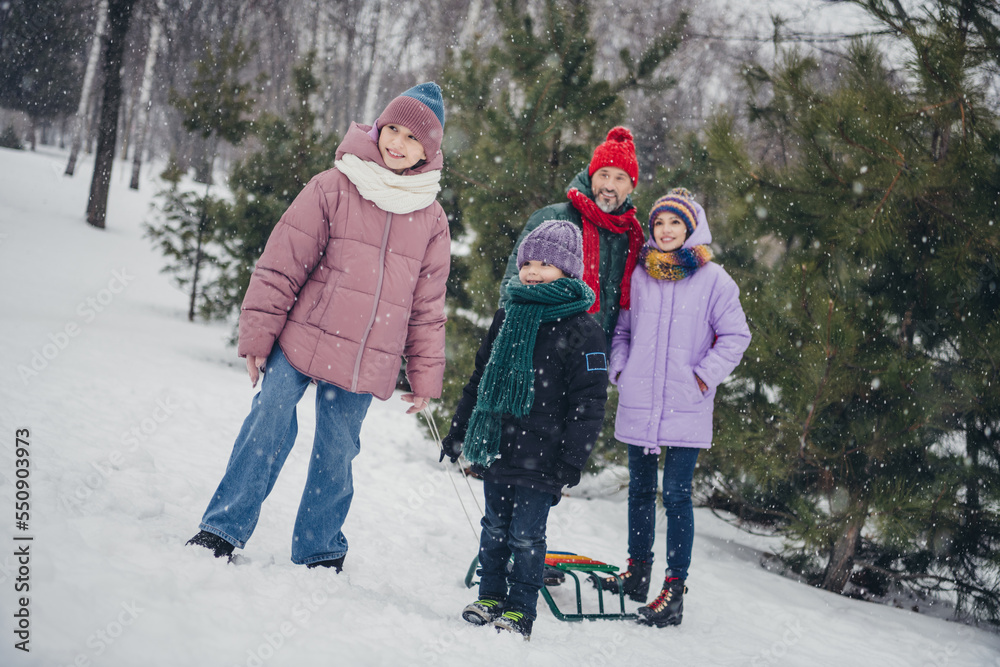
(593, 558), (653, 602)
(306, 556), (345, 572)
(637, 577), (686, 627)
(543, 565), (566, 586)
(186, 530), (235, 560)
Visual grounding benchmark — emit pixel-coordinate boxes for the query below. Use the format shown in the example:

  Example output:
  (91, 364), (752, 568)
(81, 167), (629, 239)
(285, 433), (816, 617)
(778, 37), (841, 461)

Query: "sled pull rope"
(419, 406), (482, 544)
(422, 406), (483, 519)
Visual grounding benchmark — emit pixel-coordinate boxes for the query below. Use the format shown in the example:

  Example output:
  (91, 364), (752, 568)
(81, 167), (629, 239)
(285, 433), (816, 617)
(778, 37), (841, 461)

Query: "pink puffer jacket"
(237, 123), (450, 400)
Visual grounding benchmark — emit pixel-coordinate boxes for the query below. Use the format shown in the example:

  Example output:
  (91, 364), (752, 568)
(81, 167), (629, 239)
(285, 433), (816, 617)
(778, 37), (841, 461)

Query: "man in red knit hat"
(499, 127), (645, 343)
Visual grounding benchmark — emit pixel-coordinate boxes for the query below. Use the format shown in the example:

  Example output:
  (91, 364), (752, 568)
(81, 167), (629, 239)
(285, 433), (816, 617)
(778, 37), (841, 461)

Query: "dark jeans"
(477, 481), (556, 620)
(627, 445), (700, 581)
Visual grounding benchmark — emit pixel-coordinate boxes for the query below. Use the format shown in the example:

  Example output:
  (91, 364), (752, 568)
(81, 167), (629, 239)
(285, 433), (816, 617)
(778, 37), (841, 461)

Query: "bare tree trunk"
(120, 93), (135, 160)
(188, 201), (207, 322)
(86, 86), (101, 154)
(86, 0), (137, 229)
(362, 1), (424, 123)
(307, 0), (321, 53)
(360, 0), (387, 124)
(458, 0), (483, 49)
(66, 0), (109, 177)
(821, 497), (868, 592)
(341, 14), (358, 132)
(130, 0), (164, 190)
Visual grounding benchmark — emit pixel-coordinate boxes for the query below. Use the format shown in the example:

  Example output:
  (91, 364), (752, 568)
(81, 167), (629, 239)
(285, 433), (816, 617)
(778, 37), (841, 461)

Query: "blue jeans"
(627, 445), (700, 581)
(200, 345), (372, 565)
(477, 482), (556, 620)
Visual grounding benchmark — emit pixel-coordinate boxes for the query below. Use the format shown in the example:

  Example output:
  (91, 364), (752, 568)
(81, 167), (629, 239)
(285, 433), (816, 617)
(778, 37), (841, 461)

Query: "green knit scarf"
(463, 278), (595, 468)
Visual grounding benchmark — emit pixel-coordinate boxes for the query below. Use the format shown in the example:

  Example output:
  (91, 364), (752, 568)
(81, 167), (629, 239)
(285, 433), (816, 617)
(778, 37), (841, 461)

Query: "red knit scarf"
(567, 188), (645, 313)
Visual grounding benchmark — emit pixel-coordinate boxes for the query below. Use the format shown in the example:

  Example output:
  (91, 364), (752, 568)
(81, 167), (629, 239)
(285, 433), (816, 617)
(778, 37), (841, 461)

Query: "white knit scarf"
(334, 153), (441, 214)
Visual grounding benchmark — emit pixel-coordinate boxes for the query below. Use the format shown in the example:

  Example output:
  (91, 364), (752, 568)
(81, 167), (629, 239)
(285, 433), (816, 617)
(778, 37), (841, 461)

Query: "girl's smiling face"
(651, 212), (688, 252)
(519, 260), (566, 285)
(378, 123), (426, 173)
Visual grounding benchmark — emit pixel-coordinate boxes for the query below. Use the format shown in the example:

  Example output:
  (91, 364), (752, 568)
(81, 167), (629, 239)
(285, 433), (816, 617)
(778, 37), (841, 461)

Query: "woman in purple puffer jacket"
(597, 188), (750, 628)
(187, 83), (451, 571)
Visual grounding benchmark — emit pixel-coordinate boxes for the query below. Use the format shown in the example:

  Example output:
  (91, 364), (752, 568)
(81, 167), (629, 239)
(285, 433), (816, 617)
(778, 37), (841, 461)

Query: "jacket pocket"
(683, 366), (709, 403)
(305, 272), (341, 327)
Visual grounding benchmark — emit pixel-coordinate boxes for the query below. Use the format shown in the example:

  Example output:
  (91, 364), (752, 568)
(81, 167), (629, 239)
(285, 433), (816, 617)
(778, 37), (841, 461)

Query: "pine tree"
(145, 173), (229, 320)
(170, 30), (257, 182)
(437, 0), (686, 454)
(210, 51), (341, 324)
(0, 125), (23, 150)
(153, 31), (257, 321)
(0, 0), (88, 149)
(690, 0), (1000, 623)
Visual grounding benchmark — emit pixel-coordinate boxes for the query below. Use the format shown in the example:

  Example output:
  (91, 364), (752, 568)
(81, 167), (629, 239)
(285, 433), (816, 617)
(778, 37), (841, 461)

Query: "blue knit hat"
(517, 220), (584, 279)
(377, 82), (446, 160)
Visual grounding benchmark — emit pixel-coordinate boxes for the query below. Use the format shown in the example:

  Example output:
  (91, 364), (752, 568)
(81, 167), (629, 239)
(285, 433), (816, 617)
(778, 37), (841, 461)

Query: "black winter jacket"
(446, 308), (609, 498)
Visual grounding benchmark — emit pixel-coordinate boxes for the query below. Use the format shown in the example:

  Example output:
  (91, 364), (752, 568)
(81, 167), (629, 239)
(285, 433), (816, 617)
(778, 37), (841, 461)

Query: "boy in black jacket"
(441, 220), (608, 639)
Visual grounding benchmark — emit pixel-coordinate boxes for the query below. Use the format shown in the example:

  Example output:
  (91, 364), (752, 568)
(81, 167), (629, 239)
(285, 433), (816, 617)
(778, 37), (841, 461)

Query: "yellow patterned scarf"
(639, 245), (713, 281)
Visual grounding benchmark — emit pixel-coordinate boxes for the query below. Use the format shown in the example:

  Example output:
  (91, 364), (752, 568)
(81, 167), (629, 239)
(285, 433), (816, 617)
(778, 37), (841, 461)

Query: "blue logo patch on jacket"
(586, 352), (608, 372)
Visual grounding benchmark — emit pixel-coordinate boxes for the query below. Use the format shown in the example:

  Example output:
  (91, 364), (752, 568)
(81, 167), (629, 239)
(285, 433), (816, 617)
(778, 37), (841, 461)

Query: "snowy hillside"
(1, 147), (997, 666)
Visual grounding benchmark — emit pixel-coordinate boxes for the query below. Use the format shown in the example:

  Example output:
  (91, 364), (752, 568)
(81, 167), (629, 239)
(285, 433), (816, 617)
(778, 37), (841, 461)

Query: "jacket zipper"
(352, 210), (393, 391)
(652, 282), (673, 426)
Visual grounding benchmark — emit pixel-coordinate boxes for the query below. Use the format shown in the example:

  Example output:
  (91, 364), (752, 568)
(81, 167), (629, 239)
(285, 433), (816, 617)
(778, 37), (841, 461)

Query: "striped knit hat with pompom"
(648, 187), (702, 237)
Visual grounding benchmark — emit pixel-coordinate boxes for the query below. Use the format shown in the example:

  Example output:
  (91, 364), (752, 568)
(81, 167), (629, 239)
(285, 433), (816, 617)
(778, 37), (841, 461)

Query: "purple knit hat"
(376, 82), (445, 161)
(517, 220), (584, 279)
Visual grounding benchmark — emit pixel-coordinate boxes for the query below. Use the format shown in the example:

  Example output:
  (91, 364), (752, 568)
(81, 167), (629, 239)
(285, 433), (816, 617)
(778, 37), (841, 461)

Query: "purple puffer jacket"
(237, 122), (450, 400)
(610, 210), (750, 450)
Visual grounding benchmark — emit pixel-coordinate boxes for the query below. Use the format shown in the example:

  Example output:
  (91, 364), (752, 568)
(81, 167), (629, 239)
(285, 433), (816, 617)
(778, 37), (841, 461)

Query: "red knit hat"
(588, 127), (638, 186)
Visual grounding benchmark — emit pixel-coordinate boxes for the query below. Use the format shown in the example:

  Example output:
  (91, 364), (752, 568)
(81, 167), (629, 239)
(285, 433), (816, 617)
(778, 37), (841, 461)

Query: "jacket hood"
(336, 121), (444, 174)
(566, 168), (636, 216)
(646, 199), (713, 249)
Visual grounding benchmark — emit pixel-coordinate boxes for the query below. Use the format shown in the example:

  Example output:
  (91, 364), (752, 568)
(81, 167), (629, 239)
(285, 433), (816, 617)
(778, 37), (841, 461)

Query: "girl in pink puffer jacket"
(187, 83), (450, 570)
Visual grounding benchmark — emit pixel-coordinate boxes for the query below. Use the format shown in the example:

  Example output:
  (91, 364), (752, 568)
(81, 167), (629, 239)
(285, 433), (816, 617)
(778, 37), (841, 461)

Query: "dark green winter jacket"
(498, 168), (636, 343)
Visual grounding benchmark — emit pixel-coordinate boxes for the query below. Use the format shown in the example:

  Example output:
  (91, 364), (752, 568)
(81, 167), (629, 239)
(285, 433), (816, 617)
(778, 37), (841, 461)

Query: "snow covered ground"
(1, 146), (998, 667)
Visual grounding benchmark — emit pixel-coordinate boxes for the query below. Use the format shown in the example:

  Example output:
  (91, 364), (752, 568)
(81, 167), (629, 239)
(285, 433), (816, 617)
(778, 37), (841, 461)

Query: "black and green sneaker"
(493, 609), (532, 640)
(461, 597), (505, 626)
